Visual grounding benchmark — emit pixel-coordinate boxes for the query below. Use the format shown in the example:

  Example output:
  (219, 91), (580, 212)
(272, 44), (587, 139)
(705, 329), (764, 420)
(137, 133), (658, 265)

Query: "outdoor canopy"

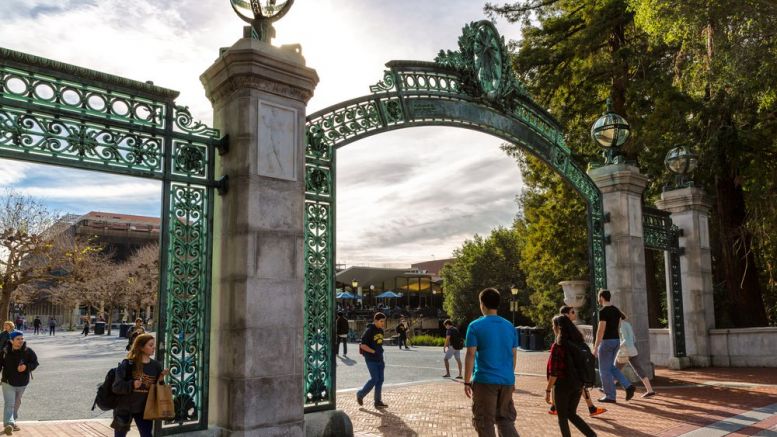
(336, 292), (357, 299)
(376, 291), (400, 299)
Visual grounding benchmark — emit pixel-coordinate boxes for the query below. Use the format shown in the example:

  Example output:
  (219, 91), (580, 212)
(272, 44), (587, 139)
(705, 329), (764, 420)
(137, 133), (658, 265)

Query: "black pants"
(553, 380), (596, 437)
(49, 326), (55, 335)
(336, 336), (348, 355)
(398, 333), (408, 348)
(33, 326), (40, 335)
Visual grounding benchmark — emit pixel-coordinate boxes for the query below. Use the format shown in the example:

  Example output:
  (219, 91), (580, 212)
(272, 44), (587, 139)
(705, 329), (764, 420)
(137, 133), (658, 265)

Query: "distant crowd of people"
(348, 287), (657, 436)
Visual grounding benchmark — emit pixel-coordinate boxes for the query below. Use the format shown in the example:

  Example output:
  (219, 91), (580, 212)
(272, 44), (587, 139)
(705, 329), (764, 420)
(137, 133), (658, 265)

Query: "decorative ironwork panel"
(303, 20), (607, 412)
(159, 182), (211, 430)
(643, 207), (674, 251)
(668, 241), (686, 358)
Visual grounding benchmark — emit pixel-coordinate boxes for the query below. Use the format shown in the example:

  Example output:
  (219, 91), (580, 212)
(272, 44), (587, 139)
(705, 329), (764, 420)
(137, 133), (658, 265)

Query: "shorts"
(444, 348), (461, 361)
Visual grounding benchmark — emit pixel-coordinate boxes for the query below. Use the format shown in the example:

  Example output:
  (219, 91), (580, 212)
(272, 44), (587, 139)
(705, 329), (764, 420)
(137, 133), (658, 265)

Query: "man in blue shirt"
(464, 288), (519, 437)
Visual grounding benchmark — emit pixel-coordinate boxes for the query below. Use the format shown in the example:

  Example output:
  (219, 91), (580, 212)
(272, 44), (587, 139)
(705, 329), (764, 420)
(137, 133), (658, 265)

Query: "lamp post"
(664, 145), (698, 190)
(369, 284), (375, 308)
(591, 98), (631, 165)
(510, 285), (519, 326)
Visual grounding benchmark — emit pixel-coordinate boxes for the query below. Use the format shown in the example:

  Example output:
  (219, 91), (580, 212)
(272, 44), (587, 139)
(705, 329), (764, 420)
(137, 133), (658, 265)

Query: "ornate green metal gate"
(0, 48), (224, 435)
(643, 206), (686, 358)
(302, 21), (607, 411)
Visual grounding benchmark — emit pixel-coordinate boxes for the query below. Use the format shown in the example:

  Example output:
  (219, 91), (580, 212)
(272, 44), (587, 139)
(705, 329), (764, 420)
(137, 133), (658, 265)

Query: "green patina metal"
(303, 21), (607, 411)
(0, 47), (223, 435)
(643, 207), (686, 358)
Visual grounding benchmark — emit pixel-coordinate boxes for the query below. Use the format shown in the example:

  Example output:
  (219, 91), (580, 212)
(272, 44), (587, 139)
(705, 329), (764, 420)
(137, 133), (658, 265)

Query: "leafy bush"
(410, 334), (445, 347)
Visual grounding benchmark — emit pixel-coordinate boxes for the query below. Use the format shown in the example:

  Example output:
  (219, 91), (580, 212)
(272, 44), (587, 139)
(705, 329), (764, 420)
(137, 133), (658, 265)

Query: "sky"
(0, 0), (527, 267)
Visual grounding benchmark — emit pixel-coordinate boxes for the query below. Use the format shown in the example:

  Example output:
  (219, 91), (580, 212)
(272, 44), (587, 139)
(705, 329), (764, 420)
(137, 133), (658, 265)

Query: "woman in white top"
(617, 313), (655, 397)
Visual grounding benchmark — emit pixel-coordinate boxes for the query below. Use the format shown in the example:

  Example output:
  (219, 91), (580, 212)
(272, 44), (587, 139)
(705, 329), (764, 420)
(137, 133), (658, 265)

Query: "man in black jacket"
(336, 312), (349, 356)
(0, 330), (39, 434)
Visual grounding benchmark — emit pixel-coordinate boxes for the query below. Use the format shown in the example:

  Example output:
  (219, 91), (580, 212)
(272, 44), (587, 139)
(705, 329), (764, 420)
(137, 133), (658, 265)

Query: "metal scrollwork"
(174, 106), (219, 139)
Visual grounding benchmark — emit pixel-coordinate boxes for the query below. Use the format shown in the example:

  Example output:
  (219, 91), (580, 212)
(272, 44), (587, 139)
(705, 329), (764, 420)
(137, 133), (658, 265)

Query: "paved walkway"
(9, 360), (777, 436)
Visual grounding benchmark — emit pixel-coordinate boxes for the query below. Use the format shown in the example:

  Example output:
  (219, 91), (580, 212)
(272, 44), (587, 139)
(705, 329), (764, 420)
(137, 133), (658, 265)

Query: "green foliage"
(410, 335), (446, 347)
(441, 227), (529, 324)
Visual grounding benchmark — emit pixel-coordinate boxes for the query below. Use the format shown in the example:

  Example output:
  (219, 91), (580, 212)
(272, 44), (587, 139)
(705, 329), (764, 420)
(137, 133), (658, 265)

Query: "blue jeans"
(113, 413), (153, 437)
(358, 360), (384, 403)
(598, 338), (631, 400)
(2, 383), (26, 426)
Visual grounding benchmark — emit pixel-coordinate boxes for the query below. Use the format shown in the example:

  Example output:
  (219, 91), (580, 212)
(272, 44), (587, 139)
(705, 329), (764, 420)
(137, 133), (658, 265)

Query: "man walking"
(356, 312), (388, 409)
(32, 318), (41, 336)
(47, 317), (56, 336)
(442, 319), (463, 379)
(464, 288), (519, 437)
(396, 317), (409, 350)
(592, 289), (635, 403)
(335, 312), (349, 356)
(0, 330), (39, 434)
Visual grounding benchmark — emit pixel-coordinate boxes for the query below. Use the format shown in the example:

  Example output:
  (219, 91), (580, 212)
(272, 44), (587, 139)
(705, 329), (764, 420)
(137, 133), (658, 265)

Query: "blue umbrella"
(336, 292), (356, 299)
(376, 291), (400, 299)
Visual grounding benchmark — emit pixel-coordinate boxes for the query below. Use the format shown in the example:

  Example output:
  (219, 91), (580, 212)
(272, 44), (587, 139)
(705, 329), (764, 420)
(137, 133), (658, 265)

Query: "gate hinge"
(216, 135), (229, 155)
(216, 175), (229, 196)
(604, 234), (611, 245)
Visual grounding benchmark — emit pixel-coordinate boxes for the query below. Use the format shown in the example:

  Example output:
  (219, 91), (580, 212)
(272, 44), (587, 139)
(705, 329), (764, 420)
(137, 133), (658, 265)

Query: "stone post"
(201, 38), (318, 436)
(588, 164), (652, 377)
(656, 187), (714, 367)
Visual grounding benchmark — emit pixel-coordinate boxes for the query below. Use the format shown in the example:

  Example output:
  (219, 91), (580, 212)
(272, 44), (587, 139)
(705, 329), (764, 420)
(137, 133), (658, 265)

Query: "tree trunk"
(0, 286), (14, 321)
(715, 172), (768, 326)
(106, 305), (113, 335)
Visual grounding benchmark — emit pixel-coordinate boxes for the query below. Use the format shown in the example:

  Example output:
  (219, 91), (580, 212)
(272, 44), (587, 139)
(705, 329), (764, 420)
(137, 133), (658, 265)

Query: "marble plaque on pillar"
(258, 101), (297, 181)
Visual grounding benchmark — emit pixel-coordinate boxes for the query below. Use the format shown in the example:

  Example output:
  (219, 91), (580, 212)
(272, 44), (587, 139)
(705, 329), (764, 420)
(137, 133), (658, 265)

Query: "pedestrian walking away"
(546, 316), (597, 437)
(111, 333), (170, 437)
(548, 306), (606, 417)
(593, 289), (635, 403)
(0, 330), (39, 435)
(442, 319), (463, 379)
(0, 323), (14, 351)
(617, 313), (655, 398)
(47, 317), (56, 336)
(356, 312), (388, 409)
(82, 318), (90, 337)
(336, 312), (349, 356)
(396, 317), (409, 350)
(464, 288), (519, 437)
(32, 318), (41, 336)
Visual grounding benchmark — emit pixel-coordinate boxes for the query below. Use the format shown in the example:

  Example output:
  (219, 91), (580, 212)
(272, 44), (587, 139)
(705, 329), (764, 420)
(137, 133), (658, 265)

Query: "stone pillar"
(588, 164), (652, 377)
(656, 187), (714, 367)
(201, 38), (318, 436)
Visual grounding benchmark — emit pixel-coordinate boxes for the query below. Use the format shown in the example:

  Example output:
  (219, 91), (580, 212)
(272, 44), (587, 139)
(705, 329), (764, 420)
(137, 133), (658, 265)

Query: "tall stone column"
(201, 38), (318, 436)
(656, 187), (714, 367)
(589, 164), (652, 377)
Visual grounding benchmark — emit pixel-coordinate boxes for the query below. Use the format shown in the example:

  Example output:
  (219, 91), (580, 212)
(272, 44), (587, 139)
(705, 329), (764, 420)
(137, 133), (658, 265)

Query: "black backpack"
(92, 361), (125, 411)
(565, 341), (596, 388)
(450, 327), (464, 350)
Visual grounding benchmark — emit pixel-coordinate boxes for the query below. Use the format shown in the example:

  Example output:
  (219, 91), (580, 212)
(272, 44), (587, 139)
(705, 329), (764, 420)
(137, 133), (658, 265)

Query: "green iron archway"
(302, 21), (607, 411)
(0, 47), (224, 435)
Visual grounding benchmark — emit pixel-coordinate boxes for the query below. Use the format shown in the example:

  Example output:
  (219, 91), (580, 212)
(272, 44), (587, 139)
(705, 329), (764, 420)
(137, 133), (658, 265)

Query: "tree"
(125, 243), (160, 321)
(441, 227), (528, 324)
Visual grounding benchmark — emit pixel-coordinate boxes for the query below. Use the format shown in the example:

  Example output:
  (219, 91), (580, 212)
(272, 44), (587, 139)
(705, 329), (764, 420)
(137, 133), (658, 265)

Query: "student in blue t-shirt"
(463, 288), (519, 437)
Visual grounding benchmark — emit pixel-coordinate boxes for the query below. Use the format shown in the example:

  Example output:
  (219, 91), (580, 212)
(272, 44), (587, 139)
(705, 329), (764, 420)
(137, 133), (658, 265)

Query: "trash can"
(529, 327), (545, 351)
(520, 327), (530, 350)
(119, 323), (131, 338)
(94, 321), (106, 335)
(515, 327), (522, 348)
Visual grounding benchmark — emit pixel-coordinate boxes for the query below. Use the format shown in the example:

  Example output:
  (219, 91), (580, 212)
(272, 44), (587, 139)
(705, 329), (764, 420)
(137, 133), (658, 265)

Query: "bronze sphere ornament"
(230, 0), (294, 42)
(664, 145), (699, 190)
(591, 98), (631, 165)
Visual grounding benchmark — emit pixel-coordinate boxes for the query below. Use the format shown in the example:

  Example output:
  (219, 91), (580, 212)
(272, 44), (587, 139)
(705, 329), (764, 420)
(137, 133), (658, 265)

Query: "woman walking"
(0, 322), (15, 350)
(617, 314), (655, 398)
(111, 334), (169, 437)
(546, 315), (597, 437)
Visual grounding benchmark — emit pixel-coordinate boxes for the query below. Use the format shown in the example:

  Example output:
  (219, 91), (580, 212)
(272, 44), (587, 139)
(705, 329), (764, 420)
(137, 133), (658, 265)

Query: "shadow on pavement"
(360, 407), (419, 437)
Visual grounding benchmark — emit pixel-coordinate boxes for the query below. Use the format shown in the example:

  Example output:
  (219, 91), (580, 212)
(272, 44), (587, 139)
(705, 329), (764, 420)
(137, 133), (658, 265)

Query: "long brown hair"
(552, 315), (584, 346)
(127, 333), (155, 376)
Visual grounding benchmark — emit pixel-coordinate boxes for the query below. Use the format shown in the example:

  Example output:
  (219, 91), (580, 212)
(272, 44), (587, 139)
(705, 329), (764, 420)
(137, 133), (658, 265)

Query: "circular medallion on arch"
(472, 21), (504, 100)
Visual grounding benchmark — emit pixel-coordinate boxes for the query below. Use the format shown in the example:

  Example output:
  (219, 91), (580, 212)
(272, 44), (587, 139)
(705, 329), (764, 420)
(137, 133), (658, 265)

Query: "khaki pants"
(471, 382), (519, 437)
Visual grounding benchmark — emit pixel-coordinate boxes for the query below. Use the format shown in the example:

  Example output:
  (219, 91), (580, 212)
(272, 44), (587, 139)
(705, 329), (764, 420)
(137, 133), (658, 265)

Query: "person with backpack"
(126, 319), (146, 351)
(548, 306), (607, 417)
(111, 333), (169, 437)
(356, 312), (388, 409)
(593, 289), (635, 403)
(396, 317), (409, 350)
(442, 319), (463, 379)
(336, 312), (349, 356)
(616, 313), (655, 398)
(546, 315), (597, 437)
(0, 330), (39, 435)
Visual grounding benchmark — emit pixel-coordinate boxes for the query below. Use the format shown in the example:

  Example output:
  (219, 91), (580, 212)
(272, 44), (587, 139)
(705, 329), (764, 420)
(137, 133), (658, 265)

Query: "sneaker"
(10, 425), (18, 432)
(589, 407), (607, 417)
(3, 425), (11, 435)
(597, 397), (616, 403)
(442, 374), (451, 378)
(374, 401), (388, 408)
(455, 375), (463, 379)
(642, 391), (656, 398)
(625, 385), (636, 401)
(548, 406), (557, 415)
(356, 394), (364, 406)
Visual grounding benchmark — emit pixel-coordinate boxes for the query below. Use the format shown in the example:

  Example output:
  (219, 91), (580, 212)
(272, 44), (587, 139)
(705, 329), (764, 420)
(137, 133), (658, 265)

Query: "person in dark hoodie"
(336, 312), (349, 356)
(356, 312), (388, 409)
(0, 330), (39, 435)
(0, 322), (15, 350)
(111, 333), (168, 437)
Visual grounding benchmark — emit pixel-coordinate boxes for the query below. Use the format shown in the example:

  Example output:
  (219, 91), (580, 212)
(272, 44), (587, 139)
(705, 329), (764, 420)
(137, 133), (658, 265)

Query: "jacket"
(0, 342), (39, 386)
(618, 320), (638, 358)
